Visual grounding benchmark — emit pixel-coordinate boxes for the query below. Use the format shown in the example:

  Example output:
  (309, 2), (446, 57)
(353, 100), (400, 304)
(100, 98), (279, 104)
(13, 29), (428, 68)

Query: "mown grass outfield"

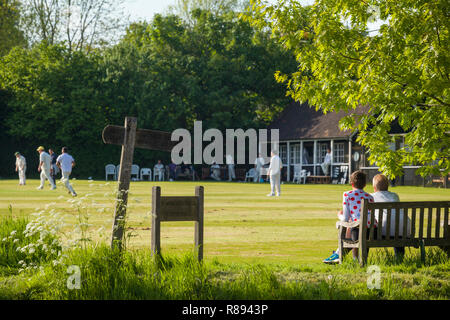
(0, 179), (449, 300)
(1, 179), (449, 264)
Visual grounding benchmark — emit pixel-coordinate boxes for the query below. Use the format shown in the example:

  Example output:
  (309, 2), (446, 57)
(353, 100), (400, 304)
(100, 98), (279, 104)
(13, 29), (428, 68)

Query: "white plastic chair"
(105, 164), (116, 181)
(245, 168), (257, 182)
(292, 164), (302, 183)
(153, 165), (165, 181)
(140, 168), (152, 181)
(299, 169), (310, 184)
(131, 164), (140, 181)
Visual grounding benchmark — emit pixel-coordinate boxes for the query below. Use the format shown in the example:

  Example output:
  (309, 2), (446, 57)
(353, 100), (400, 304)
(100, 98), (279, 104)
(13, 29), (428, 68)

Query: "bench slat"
(403, 208), (408, 239)
(419, 207), (424, 239)
(444, 207), (449, 239)
(367, 201), (450, 210)
(427, 207), (433, 239)
(411, 208), (416, 239)
(394, 206), (400, 240)
(377, 207), (383, 241)
(435, 207), (441, 239)
(386, 208), (392, 241)
(366, 238), (449, 248)
(369, 210), (375, 241)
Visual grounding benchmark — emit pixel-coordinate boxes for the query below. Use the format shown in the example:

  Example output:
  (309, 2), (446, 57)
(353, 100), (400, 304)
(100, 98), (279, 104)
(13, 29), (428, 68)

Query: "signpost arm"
(111, 117), (137, 250)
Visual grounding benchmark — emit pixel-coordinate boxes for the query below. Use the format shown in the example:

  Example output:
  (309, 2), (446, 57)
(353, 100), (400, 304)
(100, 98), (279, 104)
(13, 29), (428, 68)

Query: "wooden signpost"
(102, 116), (176, 249)
(152, 186), (204, 262)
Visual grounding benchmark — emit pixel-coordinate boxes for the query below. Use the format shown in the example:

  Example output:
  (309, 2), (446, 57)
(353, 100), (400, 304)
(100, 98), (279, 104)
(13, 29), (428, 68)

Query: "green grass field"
(0, 179), (449, 300)
(1, 179), (449, 265)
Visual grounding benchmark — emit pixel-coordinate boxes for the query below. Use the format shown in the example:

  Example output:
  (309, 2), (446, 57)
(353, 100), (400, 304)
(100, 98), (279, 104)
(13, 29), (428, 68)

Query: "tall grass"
(0, 209), (448, 300)
(0, 207), (61, 275)
(3, 244), (446, 300)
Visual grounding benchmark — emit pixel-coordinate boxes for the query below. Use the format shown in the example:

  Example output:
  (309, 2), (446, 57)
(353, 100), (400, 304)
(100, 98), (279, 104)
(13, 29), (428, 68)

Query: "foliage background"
(0, 2), (296, 179)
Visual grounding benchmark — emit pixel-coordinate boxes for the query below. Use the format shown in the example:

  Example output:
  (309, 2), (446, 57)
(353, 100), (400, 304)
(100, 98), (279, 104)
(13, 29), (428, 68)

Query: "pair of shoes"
(51, 186), (56, 190)
(71, 192), (77, 197)
(276, 194), (281, 197)
(267, 193), (275, 197)
(36, 186), (43, 190)
(323, 251), (339, 264)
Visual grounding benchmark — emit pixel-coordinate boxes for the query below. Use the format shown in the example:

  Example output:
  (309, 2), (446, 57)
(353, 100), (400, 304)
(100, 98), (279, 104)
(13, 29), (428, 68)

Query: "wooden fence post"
(111, 117), (137, 250)
(151, 186), (161, 257)
(195, 186), (204, 262)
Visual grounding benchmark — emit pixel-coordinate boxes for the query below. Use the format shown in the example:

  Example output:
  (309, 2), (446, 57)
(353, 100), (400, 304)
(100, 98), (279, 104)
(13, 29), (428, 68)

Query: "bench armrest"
(336, 220), (360, 229)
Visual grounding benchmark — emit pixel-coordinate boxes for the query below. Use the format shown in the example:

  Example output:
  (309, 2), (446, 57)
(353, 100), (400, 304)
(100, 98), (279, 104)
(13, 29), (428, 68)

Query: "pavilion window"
(290, 143), (301, 164)
(333, 142), (345, 163)
(317, 143), (329, 163)
(280, 144), (287, 164)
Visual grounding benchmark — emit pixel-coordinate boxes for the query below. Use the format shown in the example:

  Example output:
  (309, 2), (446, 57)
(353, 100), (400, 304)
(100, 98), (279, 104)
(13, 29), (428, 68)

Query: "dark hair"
(350, 170), (367, 189)
(62, 147), (68, 153)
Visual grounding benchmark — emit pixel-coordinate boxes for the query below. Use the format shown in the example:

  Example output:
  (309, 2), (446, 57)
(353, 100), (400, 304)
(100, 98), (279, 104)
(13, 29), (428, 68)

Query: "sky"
(123, 0), (316, 22)
(122, 0), (382, 34)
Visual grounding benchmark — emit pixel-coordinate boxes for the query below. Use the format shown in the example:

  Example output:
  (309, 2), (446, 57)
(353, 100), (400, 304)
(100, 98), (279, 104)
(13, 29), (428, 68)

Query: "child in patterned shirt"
(323, 170), (377, 263)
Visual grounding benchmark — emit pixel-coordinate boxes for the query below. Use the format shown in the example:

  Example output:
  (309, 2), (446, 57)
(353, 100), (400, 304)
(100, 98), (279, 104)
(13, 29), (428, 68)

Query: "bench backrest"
(361, 200), (450, 246)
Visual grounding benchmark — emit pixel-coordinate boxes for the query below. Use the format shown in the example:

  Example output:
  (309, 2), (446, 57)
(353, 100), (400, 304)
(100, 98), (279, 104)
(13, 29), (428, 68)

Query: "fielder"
(37, 146), (56, 190)
(15, 152), (27, 186)
(254, 153), (265, 183)
(56, 147), (77, 197)
(267, 150), (282, 197)
(226, 154), (235, 181)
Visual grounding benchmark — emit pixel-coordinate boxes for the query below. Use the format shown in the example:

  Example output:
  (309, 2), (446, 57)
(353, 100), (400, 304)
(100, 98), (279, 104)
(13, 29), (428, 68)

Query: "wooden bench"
(337, 200), (450, 266)
(431, 174), (449, 188)
(307, 175), (331, 184)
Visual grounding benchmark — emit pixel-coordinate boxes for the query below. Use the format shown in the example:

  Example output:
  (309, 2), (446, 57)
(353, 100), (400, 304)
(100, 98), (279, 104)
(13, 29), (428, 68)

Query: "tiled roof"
(268, 101), (369, 141)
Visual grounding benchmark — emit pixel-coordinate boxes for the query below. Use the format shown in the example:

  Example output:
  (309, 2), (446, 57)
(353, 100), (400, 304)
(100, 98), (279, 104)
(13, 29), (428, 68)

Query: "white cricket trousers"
(254, 166), (262, 182)
(18, 167), (26, 185)
(270, 173), (281, 196)
(62, 171), (76, 194)
(321, 162), (330, 175)
(228, 164), (235, 181)
(40, 169), (56, 188)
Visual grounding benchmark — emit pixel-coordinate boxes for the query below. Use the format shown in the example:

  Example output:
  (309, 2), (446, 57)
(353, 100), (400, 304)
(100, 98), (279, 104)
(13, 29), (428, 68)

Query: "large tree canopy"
(0, 0), (26, 56)
(247, 0), (449, 178)
(0, 8), (296, 178)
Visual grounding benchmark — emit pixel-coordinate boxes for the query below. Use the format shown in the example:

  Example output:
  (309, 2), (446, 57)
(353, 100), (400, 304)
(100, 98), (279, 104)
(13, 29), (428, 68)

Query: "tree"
(248, 0), (449, 178)
(169, 0), (250, 24)
(0, 0), (26, 56)
(20, 0), (129, 52)
(121, 9), (296, 131)
(0, 7), (296, 178)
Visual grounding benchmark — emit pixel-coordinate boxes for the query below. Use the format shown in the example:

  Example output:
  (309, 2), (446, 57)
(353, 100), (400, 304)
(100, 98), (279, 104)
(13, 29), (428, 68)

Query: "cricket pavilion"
(267, 101), (427, 186)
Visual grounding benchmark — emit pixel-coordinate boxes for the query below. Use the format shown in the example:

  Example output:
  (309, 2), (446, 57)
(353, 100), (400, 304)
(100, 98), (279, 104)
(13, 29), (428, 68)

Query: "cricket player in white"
(267, 150), (282, 197)
(321, 148), (332, 176)
(15, 152), (27, 185)
(37, 146), (56, 190)
(57, 147), (77, 197)
(254, 154), (265, 183)
(226, 154), (235, 181)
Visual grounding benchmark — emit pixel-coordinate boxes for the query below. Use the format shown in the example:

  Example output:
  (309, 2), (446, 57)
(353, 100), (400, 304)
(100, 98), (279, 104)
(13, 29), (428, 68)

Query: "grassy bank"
(0, 180), (448, 300)
(0, 244), (448, 300)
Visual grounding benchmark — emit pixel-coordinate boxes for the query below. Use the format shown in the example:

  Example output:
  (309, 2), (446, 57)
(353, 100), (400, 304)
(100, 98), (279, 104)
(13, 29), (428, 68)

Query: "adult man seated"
(169, 162), (177, 181)
(323, 173), (410, 264)
(154, 160), (165, 181)
(210, 162), (221, 181)
(371, 174), (411, 258)
(320, 148), (332, 176)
